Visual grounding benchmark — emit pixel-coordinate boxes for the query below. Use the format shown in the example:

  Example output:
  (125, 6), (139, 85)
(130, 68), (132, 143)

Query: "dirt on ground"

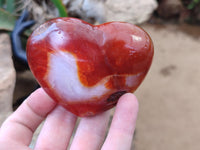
(133, 23), (200, 150)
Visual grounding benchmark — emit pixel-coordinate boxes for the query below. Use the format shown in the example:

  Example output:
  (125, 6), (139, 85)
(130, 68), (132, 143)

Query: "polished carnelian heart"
(27, 17), (154, 117)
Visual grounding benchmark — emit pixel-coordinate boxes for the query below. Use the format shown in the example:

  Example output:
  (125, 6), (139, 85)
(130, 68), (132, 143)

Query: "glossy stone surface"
(27, 17), (154, 117)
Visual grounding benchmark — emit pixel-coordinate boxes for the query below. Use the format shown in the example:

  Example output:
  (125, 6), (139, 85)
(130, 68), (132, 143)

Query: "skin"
(0, 88), (138, 150)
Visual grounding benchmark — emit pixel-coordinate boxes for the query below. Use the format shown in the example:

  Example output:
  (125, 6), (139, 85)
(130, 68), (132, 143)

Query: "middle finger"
(70, 110), (111, 150)
(34, 105), (77, 150)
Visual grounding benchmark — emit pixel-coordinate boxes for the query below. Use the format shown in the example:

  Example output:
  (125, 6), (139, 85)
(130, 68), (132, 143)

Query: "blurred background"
(0, 0), (200, 149)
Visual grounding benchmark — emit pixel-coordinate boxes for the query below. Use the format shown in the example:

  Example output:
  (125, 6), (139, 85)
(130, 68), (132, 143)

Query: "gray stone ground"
(134, 23), (200, 150)
(0, 34), (16, 125)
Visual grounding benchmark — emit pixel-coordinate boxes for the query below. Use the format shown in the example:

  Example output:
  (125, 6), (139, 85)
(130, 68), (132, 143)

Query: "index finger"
(0, 88), (56, 145)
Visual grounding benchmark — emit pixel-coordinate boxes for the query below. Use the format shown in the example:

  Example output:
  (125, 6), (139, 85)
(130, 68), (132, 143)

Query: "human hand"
(0, 88), (138, 150)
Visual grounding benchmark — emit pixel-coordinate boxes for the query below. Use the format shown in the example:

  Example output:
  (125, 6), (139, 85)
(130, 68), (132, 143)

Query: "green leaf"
(24, 29), (33, 37)
(0, 0), (5, 8)
(187, 3), (195, 9)
(0, 8), (16, 31)
(194, 0), (200, 3)
(50, 0), (68, 17)
(6, 0), (15, 13)
(187, 0), (200, 9)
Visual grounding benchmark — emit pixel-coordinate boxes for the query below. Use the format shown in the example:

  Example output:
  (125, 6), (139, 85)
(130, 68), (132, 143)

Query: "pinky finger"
(101, 93), (139, 150)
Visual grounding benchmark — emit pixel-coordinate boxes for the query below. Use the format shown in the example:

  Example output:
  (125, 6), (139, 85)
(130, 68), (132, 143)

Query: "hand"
(0, 88), (138, 150)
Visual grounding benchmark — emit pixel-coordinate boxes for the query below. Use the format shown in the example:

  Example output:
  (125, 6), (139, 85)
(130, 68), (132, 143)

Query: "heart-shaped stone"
(27, 18), (154, 117)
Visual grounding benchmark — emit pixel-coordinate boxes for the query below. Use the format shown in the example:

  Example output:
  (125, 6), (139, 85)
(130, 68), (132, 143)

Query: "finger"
(101, 93), (139, 150)
(34, 105), (77, 150)
(0, 88), (56, 145)
(70, 110), (111, 150)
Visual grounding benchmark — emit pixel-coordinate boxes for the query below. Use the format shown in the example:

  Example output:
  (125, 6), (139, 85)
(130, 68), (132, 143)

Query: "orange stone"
(27, 18), (154, 117)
